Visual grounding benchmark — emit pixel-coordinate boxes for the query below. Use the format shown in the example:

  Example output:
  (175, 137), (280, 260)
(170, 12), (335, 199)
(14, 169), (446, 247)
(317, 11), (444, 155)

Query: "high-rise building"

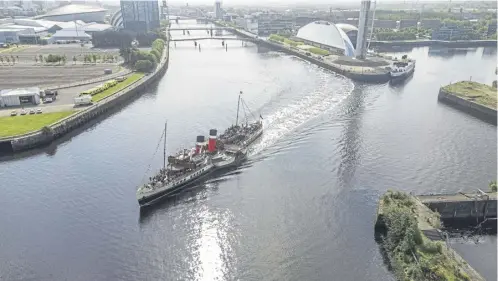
(214, 1), (222, 19)
(120, 0), (160, 33)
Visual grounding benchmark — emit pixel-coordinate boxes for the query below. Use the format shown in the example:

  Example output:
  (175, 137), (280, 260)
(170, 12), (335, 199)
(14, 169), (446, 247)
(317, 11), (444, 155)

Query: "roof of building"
(0, 24), (48, 33)
(0, 87), (40, 97)
(35, 4), (107, 18)
(51, 29), (91, 38)
(335, 23), (358, 33)
(81, 22), (112, 32)
(296, 21), (355, 56)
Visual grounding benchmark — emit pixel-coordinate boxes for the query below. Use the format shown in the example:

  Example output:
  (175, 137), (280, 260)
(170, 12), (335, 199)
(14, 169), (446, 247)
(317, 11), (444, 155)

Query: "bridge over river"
(170, 37), (256, 42)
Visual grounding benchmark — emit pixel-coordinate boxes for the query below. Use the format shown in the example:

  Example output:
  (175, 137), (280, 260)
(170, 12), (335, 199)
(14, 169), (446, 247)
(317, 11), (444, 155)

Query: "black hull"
(138, 128), (262, 208)
(389, 67), (415, 84)
(138, 168), (214, 207)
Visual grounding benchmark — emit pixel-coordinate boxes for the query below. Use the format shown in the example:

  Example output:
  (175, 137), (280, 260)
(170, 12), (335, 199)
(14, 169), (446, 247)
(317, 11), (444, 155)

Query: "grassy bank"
(92, 73), (145, 102)
(0, 111), (74, 137)
(376, 191), (473, 281)
(442, 81), (497, 109)
(269, 34), (330, 55)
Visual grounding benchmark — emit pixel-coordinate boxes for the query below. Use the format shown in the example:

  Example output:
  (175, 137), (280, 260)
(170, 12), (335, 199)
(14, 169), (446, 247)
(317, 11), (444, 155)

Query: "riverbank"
(375, 190), (485, 281)
(370, 39), (497, 48)
(438, 81), (497, 125)
(0, 40), (170, 153)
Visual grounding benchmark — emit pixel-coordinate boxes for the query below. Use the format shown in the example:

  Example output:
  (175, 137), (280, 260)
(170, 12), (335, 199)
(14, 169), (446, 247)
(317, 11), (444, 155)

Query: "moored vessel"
(389, 60), (416, 83)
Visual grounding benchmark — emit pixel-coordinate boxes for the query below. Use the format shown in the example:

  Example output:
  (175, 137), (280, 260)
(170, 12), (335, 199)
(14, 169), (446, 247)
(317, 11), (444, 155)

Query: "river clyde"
(0, 22), (496, 280)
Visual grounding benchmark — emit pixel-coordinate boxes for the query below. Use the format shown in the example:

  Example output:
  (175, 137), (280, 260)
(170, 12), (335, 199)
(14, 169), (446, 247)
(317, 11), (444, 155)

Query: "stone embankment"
(438, 81), (497, 125)
(370, 39), (497, 48)
(0, 41), (170, 153)
(229, 28), (391, 83)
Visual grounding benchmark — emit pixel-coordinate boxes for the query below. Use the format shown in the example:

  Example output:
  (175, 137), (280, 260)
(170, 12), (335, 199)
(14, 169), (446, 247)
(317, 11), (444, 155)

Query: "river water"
(0, 21), (496, 281)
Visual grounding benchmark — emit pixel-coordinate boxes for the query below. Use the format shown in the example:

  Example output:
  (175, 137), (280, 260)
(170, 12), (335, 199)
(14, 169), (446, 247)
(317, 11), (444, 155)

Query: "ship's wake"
(249, 67), (354, 156)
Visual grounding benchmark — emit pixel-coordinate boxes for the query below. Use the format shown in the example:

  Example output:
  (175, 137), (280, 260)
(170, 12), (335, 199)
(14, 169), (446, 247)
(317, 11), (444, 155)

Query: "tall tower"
(355, 0), (371, 59)
(215, 1), (222, 19)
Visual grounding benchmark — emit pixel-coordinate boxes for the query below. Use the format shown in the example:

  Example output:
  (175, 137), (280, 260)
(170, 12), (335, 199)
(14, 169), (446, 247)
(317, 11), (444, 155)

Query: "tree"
(134, 60), (154, 72)
(5, 56), (10, 65)
(62, 55), (67, 65)
(11, 55), (15, 64)
(73, 55), (77, 65)
(0, 56), (3, 64)
(92, 54), (97, 63)
(34, 55), (38, 63)
(39, 54), (43, 63)
(490, 181), (497, 192)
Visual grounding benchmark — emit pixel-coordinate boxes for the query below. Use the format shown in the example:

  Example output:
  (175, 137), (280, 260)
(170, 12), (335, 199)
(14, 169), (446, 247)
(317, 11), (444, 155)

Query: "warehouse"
(0, 87), (41, 107)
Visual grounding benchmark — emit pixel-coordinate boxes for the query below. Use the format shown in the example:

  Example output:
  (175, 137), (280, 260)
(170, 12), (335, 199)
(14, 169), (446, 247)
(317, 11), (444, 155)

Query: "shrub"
(150, 49), (161, 62)
(309, 47), (330, 56)
(134, 60), (154, 72)
(490, 181), (497, 192)
(269, 34), (285, 42)
(378, 190), (468, 281)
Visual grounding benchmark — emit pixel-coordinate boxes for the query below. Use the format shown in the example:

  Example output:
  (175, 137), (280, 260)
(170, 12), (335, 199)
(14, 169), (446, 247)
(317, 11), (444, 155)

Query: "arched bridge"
(170, 37), (257, 42)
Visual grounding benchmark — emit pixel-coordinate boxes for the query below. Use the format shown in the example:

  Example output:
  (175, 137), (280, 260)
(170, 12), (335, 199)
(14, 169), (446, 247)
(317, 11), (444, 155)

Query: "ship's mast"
(163, 121), (168, 170)
(235, 91), (242, 126)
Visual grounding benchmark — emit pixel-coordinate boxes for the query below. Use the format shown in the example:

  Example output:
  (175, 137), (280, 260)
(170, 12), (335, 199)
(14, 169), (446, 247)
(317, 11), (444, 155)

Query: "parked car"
(29, 109), (36, 114)
(20, 109), (27, 115)
(10, 110), (17, 116)
(36, 108), (42, 114)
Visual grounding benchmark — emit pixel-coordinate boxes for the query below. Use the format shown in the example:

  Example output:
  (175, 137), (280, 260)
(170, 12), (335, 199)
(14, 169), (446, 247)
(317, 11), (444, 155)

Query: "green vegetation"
(44, 54), (67, 64)
(269, 34), (301, 46)
(378, 191), (471, 281)
(308, 47), (330, 55)
(0, 111), (74, 138)
(490, 181), (497, 192)
(269, 34), (286, 43)
(376, 30), (418, 41)
(120, 38), (165, 72)
(80, 79), (118, 96)
(442, 81), (497, 109)
(91, 73), (144, 102)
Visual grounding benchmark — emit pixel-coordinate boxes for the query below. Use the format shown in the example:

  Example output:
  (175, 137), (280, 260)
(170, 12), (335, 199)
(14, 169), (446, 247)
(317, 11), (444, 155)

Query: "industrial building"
(257, 13), (294, 35)
(398, 19), (418, 29)
(431, 26), (474, 41)
(0, 18), (111, 44)
(34, 4), (107, 23)
(420, 19), (441, 30)
(0, 87), (41, 107)
(488, 20), (497, 36)
(235, 16), (258, 34)
(120, 0), (160, 33)
(374, 20), (397, 29)
(295, 21), (355, 57)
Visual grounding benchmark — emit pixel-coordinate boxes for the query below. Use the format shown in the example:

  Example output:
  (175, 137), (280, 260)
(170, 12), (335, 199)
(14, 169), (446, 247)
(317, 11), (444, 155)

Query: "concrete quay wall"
(230, 29), (390, 83)
(2, 41), (170, 153)
(370, 39), (497, 48)
(438, 88), (497, 125)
